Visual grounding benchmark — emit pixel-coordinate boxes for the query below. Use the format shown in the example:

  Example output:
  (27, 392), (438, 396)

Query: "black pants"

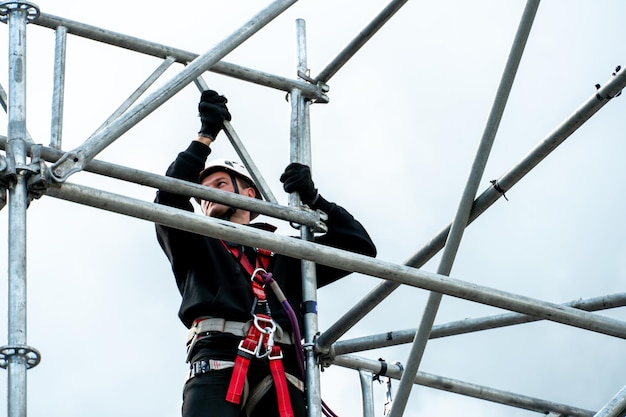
(183, 336), (306, 417)
(182, 361), (306, 417)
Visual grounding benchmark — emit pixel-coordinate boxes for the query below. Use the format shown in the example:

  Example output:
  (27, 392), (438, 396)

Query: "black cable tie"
(612, 65), (623, 97)
(490, 180), (509, 201)
(595, 83), (603, 100)
(374, 358), (388, 380)
(595, 65), (623, 100)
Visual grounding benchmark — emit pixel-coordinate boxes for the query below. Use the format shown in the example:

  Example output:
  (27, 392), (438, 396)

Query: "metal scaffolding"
(1, 1), (626, 416)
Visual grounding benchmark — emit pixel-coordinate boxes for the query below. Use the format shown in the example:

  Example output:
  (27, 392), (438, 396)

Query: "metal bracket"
(0, 345), (41, 369)
(0, 1), (40, 23)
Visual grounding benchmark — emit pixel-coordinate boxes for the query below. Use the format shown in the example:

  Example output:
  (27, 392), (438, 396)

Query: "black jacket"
(155, 141), (377, 333)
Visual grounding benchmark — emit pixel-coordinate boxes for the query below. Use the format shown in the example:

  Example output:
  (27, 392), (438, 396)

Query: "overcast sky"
(2, 1), (626, 416)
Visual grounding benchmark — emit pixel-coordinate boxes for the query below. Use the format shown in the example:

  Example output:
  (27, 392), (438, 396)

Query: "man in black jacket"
(155, 90), (376, 417)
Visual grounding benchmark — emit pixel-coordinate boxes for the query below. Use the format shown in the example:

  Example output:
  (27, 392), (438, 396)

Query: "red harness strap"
(222, 242), (294, 417)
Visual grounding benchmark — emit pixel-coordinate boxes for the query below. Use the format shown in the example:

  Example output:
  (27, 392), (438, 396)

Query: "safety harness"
(220, 242), (295, 417)
(185, 240), (338, 417)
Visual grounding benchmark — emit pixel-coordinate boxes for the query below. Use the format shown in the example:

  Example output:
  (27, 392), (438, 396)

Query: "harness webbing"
(221, 241), (294, 417)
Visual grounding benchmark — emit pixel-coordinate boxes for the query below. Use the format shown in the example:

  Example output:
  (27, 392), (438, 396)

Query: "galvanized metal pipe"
(316, 58), (626, 352)
(291, 18), (323, 417)
(49, 25), (66, 149)
(331, 293), (626, 355)
(224, 120), (279, 204)
(388, 2), (540, 415)
(0, 84), (32, 143)
(0, 136), (326, 229)
(593, 385), (626, 417)
(49, 0), (300, 182)
(358, 369), (375, 417)
(334, 354), (595, 417)
(3, 3), (36, 417)
(33, 13), (327, 102)
(315, 0), (409, 83)
(42, 181), (626, 340)
(192, 76), (279, 205)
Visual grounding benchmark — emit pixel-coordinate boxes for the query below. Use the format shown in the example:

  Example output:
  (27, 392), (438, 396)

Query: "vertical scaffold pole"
(290, 18), (322, 417)
(50, 24), (67, 149)
(0, 2), (42, 417)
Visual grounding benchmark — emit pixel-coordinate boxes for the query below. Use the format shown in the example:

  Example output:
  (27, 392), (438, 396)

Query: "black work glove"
(280, 163), (319, 205)
(198, 90), (231, 139)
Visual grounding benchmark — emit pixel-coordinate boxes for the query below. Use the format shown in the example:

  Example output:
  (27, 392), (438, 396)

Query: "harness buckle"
(237, 339), (260, 357)
(268, 346), (283, 360)
(253, 315), (276, 334)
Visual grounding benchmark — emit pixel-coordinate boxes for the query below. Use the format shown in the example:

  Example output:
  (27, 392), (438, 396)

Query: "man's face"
(200, 171), (256, 219)
(200, 171), (236, 218)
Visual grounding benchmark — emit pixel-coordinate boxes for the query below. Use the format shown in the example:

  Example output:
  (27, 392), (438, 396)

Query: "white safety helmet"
(199, 159), (262, 199)
(198, 159), (262, 219)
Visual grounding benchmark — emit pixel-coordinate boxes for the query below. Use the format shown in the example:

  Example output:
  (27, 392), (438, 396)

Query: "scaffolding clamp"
(26, 144), (51, 202)
(297, 69), (330, 98)
(289, 207), (329, 233)
(0, 144), (48, 203)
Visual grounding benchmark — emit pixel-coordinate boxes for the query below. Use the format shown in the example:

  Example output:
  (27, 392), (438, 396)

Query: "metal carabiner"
(250, 267), (267, 285)
(252, 315), (276, 359)
(255, 329), (275, 359)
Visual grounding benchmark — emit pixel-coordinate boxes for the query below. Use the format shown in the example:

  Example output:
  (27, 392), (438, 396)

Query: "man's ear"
(245, 186), (256, 199)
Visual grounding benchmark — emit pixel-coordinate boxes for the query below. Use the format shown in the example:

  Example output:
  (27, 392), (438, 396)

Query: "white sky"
(2, 1), (626, 416)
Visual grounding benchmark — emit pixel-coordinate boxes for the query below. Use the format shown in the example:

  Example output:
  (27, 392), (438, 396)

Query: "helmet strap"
(220, 172), (241, 221)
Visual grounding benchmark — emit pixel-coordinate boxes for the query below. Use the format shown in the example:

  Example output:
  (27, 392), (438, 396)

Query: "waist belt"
(187, 317), (293, 346)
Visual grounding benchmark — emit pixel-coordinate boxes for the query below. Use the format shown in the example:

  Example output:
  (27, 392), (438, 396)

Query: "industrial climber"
(154, 89), (376, 417)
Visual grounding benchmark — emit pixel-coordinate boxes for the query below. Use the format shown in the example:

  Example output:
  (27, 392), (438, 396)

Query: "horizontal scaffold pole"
(43, 181), (626, 340)
(331, 292), (626, 355)
(333, 354), (595, 417)
(0, 137), (326, 230)
(31, 13), (327, 101)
